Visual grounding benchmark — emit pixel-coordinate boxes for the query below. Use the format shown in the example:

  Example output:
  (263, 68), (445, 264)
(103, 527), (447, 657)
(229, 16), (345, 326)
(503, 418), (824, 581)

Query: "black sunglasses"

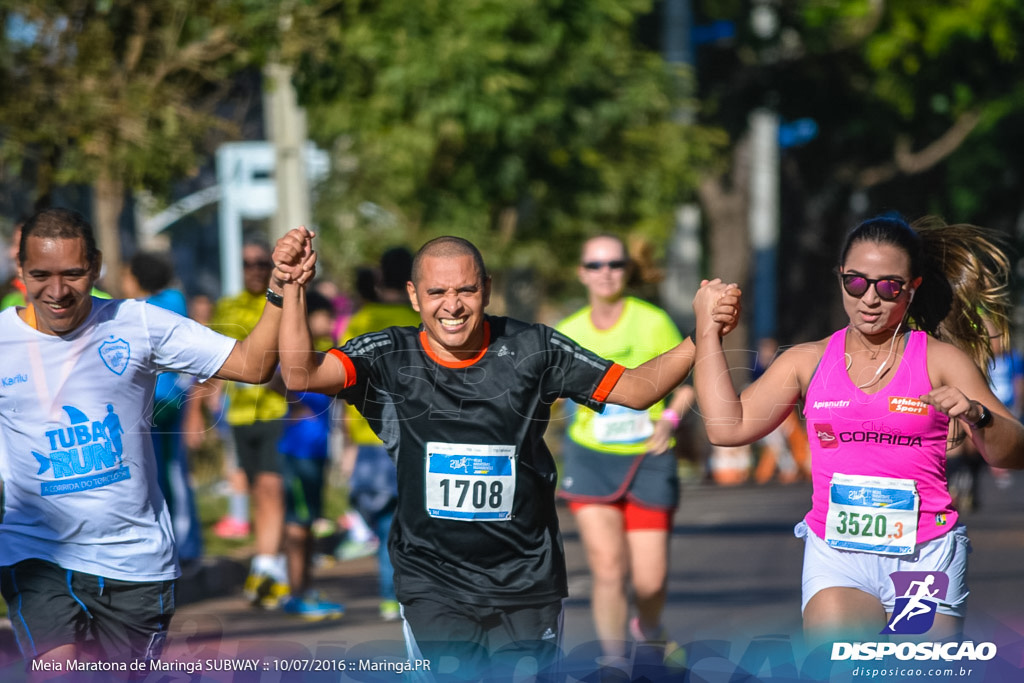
(581, 259), (628, 271)
(840, 273), (906, 301)
(243, 260), (273, 270)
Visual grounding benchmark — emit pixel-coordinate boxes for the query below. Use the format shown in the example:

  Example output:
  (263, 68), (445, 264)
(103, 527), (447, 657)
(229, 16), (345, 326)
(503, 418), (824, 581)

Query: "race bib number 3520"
(825, 473), (919, 555)
(425, 442), (516, 522)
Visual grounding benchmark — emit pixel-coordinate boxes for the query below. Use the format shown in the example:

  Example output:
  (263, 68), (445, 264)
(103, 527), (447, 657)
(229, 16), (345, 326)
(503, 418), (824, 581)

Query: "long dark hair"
(839, 214), (1011, 373)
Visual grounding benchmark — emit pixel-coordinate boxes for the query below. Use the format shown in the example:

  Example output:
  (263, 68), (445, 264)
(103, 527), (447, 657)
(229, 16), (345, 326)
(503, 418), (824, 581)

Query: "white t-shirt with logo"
(0, 299), (236, 581)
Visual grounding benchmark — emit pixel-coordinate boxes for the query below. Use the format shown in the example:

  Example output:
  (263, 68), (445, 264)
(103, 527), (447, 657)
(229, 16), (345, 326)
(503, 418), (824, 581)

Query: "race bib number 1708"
(425, 442), (516, 522)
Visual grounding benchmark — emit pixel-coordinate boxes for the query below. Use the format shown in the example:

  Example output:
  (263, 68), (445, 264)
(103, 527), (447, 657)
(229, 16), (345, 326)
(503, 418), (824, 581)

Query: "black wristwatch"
(970, 403), (993, 430)
(265, 288), (284, 308)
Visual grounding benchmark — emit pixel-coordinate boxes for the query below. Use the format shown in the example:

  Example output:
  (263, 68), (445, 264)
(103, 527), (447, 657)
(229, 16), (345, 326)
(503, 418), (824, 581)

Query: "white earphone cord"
(855, 320), (903, 389)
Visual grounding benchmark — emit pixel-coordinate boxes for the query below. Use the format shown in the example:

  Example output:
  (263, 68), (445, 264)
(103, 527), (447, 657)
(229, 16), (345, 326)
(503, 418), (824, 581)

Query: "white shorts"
(795, 520), (971, 617)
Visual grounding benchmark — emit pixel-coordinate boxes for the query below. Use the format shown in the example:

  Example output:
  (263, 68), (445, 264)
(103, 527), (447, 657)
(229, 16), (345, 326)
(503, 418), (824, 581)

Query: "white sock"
(251, 554), (277, 577)
(345, 511), (375, 543)
(229, 493), (249, 522)
(272, 554), (288, 584)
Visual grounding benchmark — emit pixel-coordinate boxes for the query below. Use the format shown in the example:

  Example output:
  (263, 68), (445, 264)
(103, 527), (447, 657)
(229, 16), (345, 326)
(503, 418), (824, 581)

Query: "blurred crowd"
(2, 216), (1016, 633)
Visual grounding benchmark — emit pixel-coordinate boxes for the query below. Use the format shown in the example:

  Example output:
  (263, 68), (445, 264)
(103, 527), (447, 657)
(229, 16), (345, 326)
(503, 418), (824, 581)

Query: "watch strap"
(265, 288), (284, 308)
(971, 403), (993, 429)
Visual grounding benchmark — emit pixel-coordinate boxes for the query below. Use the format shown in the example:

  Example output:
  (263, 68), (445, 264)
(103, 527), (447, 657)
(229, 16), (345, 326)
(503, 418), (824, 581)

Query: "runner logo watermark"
(883, 571), (948, 635)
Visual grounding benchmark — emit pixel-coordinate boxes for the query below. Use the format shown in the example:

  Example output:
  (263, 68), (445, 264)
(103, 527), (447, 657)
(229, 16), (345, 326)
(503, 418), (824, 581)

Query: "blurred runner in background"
(556, 234), (692, 660)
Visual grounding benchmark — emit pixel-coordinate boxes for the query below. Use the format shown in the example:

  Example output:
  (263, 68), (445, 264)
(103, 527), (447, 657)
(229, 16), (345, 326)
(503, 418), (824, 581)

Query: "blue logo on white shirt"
(32, 404), (130, 496)
(2, 373), (27, 387)
(99, 338), (131, 375)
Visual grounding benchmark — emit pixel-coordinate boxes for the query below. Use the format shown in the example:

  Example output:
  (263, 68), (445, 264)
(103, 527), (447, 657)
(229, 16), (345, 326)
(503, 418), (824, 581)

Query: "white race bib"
(424, 442), (516, 522)
(592, 404), (654, 444)
(825, 473), (919, 555)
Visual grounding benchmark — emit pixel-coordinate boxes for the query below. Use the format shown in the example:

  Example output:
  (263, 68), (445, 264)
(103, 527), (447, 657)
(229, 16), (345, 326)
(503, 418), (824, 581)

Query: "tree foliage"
(0, 0), (320, 291)
(693, 0), (1024, 342)
(704, 0), (1024, 219)
(292, 0), (726, 285)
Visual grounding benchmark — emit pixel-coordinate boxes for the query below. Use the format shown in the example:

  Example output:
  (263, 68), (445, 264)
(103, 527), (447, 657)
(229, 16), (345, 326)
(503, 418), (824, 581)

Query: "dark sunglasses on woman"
(839, 272), (906, 301)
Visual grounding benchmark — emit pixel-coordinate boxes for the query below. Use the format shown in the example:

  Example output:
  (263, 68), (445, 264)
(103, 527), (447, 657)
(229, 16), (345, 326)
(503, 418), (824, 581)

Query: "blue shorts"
(349, 444), (398, 523)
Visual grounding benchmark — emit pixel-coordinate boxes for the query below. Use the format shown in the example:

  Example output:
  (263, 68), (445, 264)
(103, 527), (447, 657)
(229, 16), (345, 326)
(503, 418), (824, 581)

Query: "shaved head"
(412, 236), (488, 285)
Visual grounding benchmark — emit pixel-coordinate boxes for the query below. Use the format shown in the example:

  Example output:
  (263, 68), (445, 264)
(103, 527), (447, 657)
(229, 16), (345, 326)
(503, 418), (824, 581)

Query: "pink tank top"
(803, 329), (957, 544)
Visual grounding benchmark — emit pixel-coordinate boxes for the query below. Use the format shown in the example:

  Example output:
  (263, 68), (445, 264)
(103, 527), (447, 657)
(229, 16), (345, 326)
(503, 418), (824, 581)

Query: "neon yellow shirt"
(556, 296), (682, 454)
(210, 289), (287, 425)
(340, 302), (422, 445)
(1, 285), (109, 310)
(0, 291), (24, 310)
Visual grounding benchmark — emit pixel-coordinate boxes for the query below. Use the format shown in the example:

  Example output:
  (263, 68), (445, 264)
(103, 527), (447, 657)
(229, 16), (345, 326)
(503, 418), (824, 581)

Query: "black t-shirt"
(333, 316), (621, 606)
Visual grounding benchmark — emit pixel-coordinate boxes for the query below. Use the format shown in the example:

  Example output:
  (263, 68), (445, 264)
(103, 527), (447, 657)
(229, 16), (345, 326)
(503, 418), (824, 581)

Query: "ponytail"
(910, 217), (1011, 374)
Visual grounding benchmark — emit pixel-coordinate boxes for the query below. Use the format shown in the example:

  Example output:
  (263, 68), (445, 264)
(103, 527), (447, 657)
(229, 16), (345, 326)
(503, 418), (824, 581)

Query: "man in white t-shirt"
(0, 208), (315, 665)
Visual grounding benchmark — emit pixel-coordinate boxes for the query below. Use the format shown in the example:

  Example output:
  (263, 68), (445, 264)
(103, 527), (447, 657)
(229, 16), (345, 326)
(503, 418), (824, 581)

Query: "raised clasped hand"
(272, 226), (318, 287)
(693, 278), (742, 338)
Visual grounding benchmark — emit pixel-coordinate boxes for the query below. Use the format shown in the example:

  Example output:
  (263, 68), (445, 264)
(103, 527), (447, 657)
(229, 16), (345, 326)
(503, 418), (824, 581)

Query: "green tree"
(693, 0), (1024, 343)
(0, 1), (323, 292)
(293, 0), (725, 290)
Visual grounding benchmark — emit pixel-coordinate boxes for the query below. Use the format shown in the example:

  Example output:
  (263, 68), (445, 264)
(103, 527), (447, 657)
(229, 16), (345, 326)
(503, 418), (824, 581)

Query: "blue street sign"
(692, 21), (736, 46)
(779, 118), (819, 149)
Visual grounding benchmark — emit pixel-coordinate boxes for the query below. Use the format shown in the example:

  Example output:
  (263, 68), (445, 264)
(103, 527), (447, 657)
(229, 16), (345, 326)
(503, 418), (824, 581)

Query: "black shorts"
(283, 456), (327, 526)
(402, 597), (562, 680)
(232, 420), (284, 480)
(0, 559), (175, 662)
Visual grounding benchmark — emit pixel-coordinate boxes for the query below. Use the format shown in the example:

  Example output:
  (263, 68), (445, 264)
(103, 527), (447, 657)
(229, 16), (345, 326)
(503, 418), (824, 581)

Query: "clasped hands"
(271, 226), (318, 288)
(694, 278), (743, 338)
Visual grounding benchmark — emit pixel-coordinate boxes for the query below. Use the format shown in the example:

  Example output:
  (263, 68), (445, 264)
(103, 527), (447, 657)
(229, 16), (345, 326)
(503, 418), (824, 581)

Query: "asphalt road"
(3, 470), (1023, 681)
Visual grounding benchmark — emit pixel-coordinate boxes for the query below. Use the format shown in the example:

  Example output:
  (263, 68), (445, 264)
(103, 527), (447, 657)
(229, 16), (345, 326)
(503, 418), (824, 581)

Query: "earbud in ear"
(908, 289), (915, 302)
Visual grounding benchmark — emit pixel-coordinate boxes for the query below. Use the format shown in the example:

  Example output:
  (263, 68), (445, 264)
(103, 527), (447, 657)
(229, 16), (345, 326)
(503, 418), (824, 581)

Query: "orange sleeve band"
(328, 349), (358, 390)
(592, 363), (626, 403)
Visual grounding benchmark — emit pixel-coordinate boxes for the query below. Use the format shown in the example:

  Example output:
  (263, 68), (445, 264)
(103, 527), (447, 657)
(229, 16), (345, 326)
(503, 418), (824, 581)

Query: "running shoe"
(993, 467), (1014, 489)
(242, 572), (265, 603)
(629, 617), (687, 670)
(311, 517), (337, 538)
(243, 573), (290, 609)
(282, 592), (345, 621)
(379, 599), (401, 621)
(335, 538), (379, 561)
(312, 553), (337, 569)
(212, 516), (250, 539)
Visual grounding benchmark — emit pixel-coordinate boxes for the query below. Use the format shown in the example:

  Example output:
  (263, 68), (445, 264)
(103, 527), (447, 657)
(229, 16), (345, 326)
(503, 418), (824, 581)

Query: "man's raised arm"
(276, 231), (349, 395)
(215, 226), (316, 384)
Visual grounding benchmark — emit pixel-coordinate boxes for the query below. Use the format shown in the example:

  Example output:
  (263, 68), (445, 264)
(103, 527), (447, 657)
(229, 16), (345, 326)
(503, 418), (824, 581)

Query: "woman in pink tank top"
(692, 215), (1024, 647)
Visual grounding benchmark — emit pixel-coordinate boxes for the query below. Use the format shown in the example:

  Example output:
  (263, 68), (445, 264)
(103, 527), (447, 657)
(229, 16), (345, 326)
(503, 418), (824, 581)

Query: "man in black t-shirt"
(276, 235), (739, 679)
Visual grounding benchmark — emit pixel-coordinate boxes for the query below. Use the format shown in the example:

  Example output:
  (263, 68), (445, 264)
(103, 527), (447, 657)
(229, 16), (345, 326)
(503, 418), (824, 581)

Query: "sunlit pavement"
(2, 469), (1021, 680)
